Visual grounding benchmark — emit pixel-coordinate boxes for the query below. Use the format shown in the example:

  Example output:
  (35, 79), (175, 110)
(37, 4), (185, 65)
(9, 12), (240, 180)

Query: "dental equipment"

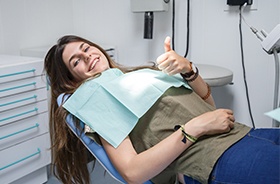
(256, 26), (280, 127)
(240, 3), (280, 127)
(130, 0), (170, 39)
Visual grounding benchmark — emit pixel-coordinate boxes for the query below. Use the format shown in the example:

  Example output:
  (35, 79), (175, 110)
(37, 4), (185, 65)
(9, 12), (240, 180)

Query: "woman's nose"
(83, 53), (91, 63)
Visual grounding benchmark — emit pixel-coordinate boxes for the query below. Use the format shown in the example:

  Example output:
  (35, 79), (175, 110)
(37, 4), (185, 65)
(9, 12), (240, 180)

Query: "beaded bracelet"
(174, 125), (198, 144)
(201, 83), (211, 100)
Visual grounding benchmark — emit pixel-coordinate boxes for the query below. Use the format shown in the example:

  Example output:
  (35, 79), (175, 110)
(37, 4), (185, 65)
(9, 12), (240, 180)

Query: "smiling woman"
(62, 41), (110, 82)
(44, 35), (279, 184)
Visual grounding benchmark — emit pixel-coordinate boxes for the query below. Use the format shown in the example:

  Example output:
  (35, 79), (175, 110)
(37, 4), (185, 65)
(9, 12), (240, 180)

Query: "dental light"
(130, 0), (170, 39)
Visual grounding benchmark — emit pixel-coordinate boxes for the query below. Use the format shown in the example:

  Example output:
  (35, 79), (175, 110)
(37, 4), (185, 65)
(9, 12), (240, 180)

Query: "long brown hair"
(44, 35), (157, 184)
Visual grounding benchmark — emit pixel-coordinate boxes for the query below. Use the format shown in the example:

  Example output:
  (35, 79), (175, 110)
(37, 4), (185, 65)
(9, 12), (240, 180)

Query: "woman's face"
(62, 41), (110, 82)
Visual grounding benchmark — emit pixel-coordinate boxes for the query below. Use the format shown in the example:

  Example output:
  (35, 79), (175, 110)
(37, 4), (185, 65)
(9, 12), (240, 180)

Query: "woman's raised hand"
(156, 36), (191, 75)
(185, 109), (235, 138)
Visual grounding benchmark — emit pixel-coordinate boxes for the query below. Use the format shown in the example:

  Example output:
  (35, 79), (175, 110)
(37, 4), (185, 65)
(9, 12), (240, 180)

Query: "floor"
(45, 161), (121, 184)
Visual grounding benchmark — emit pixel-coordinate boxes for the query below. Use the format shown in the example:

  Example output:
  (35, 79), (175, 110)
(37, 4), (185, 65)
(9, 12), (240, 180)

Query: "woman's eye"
(73, 59), (80, 67)
(84, 46), (90, 52)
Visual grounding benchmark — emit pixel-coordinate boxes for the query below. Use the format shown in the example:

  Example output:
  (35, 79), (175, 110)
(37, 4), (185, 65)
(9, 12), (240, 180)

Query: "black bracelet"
(181, 67), (199, 83)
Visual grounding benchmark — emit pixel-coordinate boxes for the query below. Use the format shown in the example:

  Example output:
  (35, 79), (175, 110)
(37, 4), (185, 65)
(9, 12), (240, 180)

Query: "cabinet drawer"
(0, 76), (47, 98)
(0, 133), (51, 184)
(0, 100), (48, 126)
(0, 56), (43, 84)
(0, 88), (47, 112)
(11, 167), (48, 184)
(0, 112), (49, 150)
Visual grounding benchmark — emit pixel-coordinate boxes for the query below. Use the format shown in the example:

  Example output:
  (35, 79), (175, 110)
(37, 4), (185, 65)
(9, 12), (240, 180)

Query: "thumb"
(164, 36), (171, 52)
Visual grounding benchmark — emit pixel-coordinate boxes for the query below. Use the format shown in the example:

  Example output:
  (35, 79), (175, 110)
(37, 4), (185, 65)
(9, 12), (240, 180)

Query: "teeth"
(90, 58), (98, 70)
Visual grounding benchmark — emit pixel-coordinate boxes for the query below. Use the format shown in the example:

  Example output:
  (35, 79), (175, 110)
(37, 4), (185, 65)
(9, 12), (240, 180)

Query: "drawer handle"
(0, 123), (39, 140)
(0, 148), (41, 171)
(0, 82), (36, 93)
(0, 69), (35, 78)
(0, 108), (38, 123)
(0, 95), (37, 107)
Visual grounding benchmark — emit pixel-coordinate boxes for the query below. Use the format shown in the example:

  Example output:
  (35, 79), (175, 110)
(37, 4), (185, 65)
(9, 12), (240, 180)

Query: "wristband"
(180, 62), (196, 78)
(174, 125), (198, 144)
(181, 67), (199, 83)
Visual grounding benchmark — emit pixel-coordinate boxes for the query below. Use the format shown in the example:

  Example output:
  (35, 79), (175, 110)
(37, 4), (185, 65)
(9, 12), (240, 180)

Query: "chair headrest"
(57, 93), (71, 106)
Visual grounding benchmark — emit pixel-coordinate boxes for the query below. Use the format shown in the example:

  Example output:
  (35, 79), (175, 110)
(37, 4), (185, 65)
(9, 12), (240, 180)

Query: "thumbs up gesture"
(156, 36), (191, 75)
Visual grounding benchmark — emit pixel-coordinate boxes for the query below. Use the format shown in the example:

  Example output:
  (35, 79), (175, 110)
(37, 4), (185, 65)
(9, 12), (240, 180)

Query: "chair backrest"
(57, 94), (153, 184)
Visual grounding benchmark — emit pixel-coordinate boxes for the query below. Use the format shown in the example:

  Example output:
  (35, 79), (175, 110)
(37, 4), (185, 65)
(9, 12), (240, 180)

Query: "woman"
(44, 35), (279, 184)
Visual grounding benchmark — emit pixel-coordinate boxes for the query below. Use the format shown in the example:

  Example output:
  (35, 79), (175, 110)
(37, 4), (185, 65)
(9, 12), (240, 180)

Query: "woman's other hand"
(156, 36), (191, 75)
(185, 109), (235, 138)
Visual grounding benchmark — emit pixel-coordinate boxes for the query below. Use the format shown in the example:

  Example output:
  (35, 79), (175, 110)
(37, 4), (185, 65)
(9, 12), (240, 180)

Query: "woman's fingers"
(229, 121), (235, 129)
(198, 109), (236, 135)
(164, 36), (172, 52)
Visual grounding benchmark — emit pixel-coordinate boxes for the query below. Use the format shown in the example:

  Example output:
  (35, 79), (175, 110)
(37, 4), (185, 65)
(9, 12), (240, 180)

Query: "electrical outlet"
(224, 0), (258, 11)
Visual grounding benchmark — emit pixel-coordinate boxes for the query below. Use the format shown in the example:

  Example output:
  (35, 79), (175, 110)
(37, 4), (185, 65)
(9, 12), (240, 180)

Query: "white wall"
(0, 0), (74, 55)
(0, 0), (279, 128)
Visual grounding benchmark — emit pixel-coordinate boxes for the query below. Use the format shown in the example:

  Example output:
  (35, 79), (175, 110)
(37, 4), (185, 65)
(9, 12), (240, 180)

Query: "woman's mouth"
(89, 57), (99, 71)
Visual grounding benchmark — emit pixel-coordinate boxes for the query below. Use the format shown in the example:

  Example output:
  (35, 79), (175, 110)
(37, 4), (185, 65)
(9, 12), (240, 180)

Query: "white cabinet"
(0, 55), (51, 184)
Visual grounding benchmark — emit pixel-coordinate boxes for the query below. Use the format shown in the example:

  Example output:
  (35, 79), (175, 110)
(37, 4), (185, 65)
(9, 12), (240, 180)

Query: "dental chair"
(57, 94), (153, 184)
